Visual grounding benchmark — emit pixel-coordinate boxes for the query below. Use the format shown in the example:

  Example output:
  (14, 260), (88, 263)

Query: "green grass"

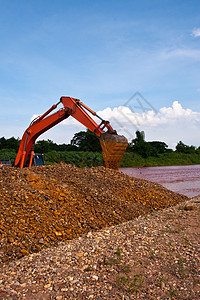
(120, 152), (200, 167)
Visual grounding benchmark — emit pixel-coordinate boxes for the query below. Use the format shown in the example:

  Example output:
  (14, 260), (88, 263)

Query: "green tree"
(0, 136), (20, 151)
(6, 137), (20, 151)
(34, 139), (59, 153)
(0, 137), (7, 149)
(149, 141), (170, 154)
(196, 146), (200, 154)
(175, 141), (196, 154)
(128, 131), (172, 158)
(71, 130), (101, 152)
(130, 131), (154, 158)
(134, 130), (145, 143)
(57, 143), (78, 151)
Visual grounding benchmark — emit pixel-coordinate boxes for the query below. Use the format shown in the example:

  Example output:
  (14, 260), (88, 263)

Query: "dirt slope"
(0, 163), (188, 264)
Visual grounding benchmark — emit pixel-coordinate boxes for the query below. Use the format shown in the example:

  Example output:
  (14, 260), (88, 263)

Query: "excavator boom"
(15, 96), (128, 169)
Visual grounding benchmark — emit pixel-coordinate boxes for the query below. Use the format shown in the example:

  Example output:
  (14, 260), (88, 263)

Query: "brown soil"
(0, 163), (188, 265)
(0, 164), (199, 299)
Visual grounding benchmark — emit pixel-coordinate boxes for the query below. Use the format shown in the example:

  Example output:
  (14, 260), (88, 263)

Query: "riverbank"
(120, 152), (200, 168)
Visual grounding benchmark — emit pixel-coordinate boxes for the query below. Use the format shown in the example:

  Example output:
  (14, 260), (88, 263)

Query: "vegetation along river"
(120, 164), (200, 198)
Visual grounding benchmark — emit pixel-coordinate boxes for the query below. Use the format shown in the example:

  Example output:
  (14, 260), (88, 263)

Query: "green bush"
(45, 151), (104, 167)
(0, 149), (17, 161)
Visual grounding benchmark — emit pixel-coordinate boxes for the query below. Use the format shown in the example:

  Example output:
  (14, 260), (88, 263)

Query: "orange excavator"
(15, 96), (128, 170)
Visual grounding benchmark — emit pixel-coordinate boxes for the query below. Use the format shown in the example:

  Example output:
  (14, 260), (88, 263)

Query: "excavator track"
(100, 133), (128, 170)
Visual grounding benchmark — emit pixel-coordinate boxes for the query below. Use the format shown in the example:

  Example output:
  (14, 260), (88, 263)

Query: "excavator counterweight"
(15, 97), (128, 169)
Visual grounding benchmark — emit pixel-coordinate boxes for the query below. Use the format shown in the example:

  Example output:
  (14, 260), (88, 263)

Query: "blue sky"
(0, 0), (200, 148)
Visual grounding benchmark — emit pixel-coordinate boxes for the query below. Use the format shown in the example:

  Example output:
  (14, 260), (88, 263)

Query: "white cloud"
(160, 48), (200, 60)
(192, 27), (200, 37)
(96, 101), (199, 127)
(94, 101), (200, 148)
(30, 101), (200, 149)
(30, 114), (39, 122)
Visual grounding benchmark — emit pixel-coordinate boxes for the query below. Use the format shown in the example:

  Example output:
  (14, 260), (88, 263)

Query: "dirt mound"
(0, 163), (188, 264)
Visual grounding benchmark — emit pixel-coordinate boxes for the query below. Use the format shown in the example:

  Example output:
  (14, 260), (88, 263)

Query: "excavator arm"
(14, 96), (128, 169)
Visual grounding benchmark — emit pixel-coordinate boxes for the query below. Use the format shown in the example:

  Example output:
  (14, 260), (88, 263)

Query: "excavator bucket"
(100, 133), (128, 170)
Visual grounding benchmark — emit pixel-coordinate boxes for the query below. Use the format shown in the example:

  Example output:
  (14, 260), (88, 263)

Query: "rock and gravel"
(0, 163), (199, 299)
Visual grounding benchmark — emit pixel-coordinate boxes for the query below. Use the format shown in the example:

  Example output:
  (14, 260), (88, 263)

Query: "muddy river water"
(120, 164), (200, 198)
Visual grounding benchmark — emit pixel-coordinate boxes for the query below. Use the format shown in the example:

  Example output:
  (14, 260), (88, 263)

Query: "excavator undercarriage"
(15, 97), (128, 169)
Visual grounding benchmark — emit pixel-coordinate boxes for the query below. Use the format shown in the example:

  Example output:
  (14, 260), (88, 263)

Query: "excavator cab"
(25, 153), (45, 167)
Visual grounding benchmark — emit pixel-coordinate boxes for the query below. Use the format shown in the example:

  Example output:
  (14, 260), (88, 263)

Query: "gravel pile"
(0, 163), (188, 264)
(0, 197), (199, 299)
